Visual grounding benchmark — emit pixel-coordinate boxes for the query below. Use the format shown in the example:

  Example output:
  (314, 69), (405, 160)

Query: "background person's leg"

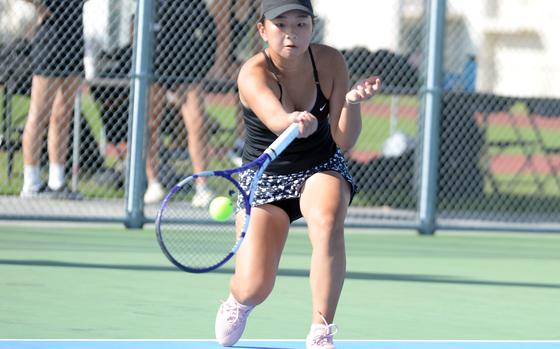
(47, 76), (81, 190)
(21, 75), (58, 195)
(182, 84), (213, 207)
(144, 83), (166, 204)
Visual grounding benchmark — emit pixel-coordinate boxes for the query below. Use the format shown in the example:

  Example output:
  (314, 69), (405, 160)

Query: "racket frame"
(156, 123), (300, 273)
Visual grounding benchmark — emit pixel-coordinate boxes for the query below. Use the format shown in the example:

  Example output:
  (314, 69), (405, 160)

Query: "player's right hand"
(290, 111), (317, 138)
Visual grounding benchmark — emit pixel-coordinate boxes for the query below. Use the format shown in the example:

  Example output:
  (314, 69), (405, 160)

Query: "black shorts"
(236, 149), (356, 223)
(31, 14), (84, 77)
(153, 0), (216, 87)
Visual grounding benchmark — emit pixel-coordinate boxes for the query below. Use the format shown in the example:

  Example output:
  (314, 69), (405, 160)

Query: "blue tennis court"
(2, 340), (560, 349)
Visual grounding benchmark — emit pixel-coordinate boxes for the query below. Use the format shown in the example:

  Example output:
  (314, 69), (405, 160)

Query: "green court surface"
(1, 222), (559, 340)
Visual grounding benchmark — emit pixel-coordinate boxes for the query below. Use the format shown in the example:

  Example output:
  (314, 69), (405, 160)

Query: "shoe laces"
(309, 312), (338, 346)
(220, 299), (250, 325)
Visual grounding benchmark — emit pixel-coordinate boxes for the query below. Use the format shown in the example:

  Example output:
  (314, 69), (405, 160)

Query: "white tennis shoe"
(305, 313), (338, 349)
(215, 294), (254, 347)
(144, 181), (165, 204)
(191, 184), (214, 207)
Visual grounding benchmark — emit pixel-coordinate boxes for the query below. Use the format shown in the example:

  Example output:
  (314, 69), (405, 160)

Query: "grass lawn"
(2, 89), (560, 202)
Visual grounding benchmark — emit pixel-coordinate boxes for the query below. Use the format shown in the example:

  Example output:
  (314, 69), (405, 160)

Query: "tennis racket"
(156, 123), (300, 273)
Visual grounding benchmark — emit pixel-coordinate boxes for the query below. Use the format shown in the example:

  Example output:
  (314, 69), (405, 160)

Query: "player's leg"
(47, 76), (81, 190)
(215, 205), (290, 346)
(21, 75), (58, 195)
(300, 171), (351, 346)
(231, 204), (290, 304)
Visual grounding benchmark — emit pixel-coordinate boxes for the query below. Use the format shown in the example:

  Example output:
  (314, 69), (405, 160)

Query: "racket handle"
(265, 123), (300, 161)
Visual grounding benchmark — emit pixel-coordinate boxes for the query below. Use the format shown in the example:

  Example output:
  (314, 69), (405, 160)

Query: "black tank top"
(242, 47), (337, 174)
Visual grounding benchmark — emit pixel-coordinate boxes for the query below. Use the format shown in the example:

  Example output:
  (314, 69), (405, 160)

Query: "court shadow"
(2, 259), (560, 289)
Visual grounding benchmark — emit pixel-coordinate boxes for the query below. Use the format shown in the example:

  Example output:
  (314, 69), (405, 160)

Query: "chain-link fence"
(436, 0), (560, 231)
(0, 0), (559, 233)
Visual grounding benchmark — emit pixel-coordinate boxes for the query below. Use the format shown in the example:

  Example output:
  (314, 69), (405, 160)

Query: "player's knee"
(306, 209), (344, 235)
(307, 213), (345, 251)
(50, 110), (72, 125)
(231, 274), (275, 305)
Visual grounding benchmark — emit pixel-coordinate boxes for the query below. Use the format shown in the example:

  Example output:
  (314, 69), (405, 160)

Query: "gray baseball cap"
(262, 0), (314, 19)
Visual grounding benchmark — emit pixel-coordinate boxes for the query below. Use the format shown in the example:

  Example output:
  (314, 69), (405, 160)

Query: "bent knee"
(305, 208), (345, 234)
(305, 211), (346, 251)
(231, 273), (275, 305)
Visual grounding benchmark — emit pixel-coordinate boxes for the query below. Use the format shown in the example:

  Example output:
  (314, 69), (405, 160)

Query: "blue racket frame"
(156, 124), (300, 273)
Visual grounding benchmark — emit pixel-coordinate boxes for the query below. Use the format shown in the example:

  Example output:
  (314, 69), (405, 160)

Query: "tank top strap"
(262, 49), (283, 100)
(308, 47), (320, 85)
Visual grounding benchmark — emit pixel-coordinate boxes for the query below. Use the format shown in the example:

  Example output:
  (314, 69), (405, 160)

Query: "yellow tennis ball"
(208, 196), (234, 221)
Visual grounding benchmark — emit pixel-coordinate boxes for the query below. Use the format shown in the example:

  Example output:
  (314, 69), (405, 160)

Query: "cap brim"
(265, 4), (313, 19)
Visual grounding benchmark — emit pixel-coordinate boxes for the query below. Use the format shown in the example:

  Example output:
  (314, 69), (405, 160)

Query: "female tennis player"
(215, 1), (381, 348)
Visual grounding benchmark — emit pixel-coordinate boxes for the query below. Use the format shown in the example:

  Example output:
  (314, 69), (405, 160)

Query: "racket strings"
(158, 174), (246, 270)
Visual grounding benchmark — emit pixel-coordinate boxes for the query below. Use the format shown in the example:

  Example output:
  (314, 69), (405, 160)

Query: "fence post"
(418, 0), (446, 235)
(124, 0), (154, 228)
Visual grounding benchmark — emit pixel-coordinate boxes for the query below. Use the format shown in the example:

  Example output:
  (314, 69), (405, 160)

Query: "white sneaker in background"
(144, 181), (165, 204)
(227, 138), (244, 167)
(20, 182), (47, 198)
(191, 184), (214, 207)
(227, 150), (243, 167)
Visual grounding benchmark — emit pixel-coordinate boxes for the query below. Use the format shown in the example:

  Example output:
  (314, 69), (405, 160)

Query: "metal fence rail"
(1, 0), (559, 233)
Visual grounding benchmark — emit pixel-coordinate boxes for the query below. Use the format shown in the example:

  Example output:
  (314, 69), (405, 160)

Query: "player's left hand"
(345, 76), (381, 104)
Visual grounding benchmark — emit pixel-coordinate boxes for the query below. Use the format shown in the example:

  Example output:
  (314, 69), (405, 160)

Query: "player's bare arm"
(326, 47), (381, 150)
(238, 55), (317, 137)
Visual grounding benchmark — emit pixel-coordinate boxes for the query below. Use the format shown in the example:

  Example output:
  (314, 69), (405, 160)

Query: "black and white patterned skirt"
(236, 149), (356, 210)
